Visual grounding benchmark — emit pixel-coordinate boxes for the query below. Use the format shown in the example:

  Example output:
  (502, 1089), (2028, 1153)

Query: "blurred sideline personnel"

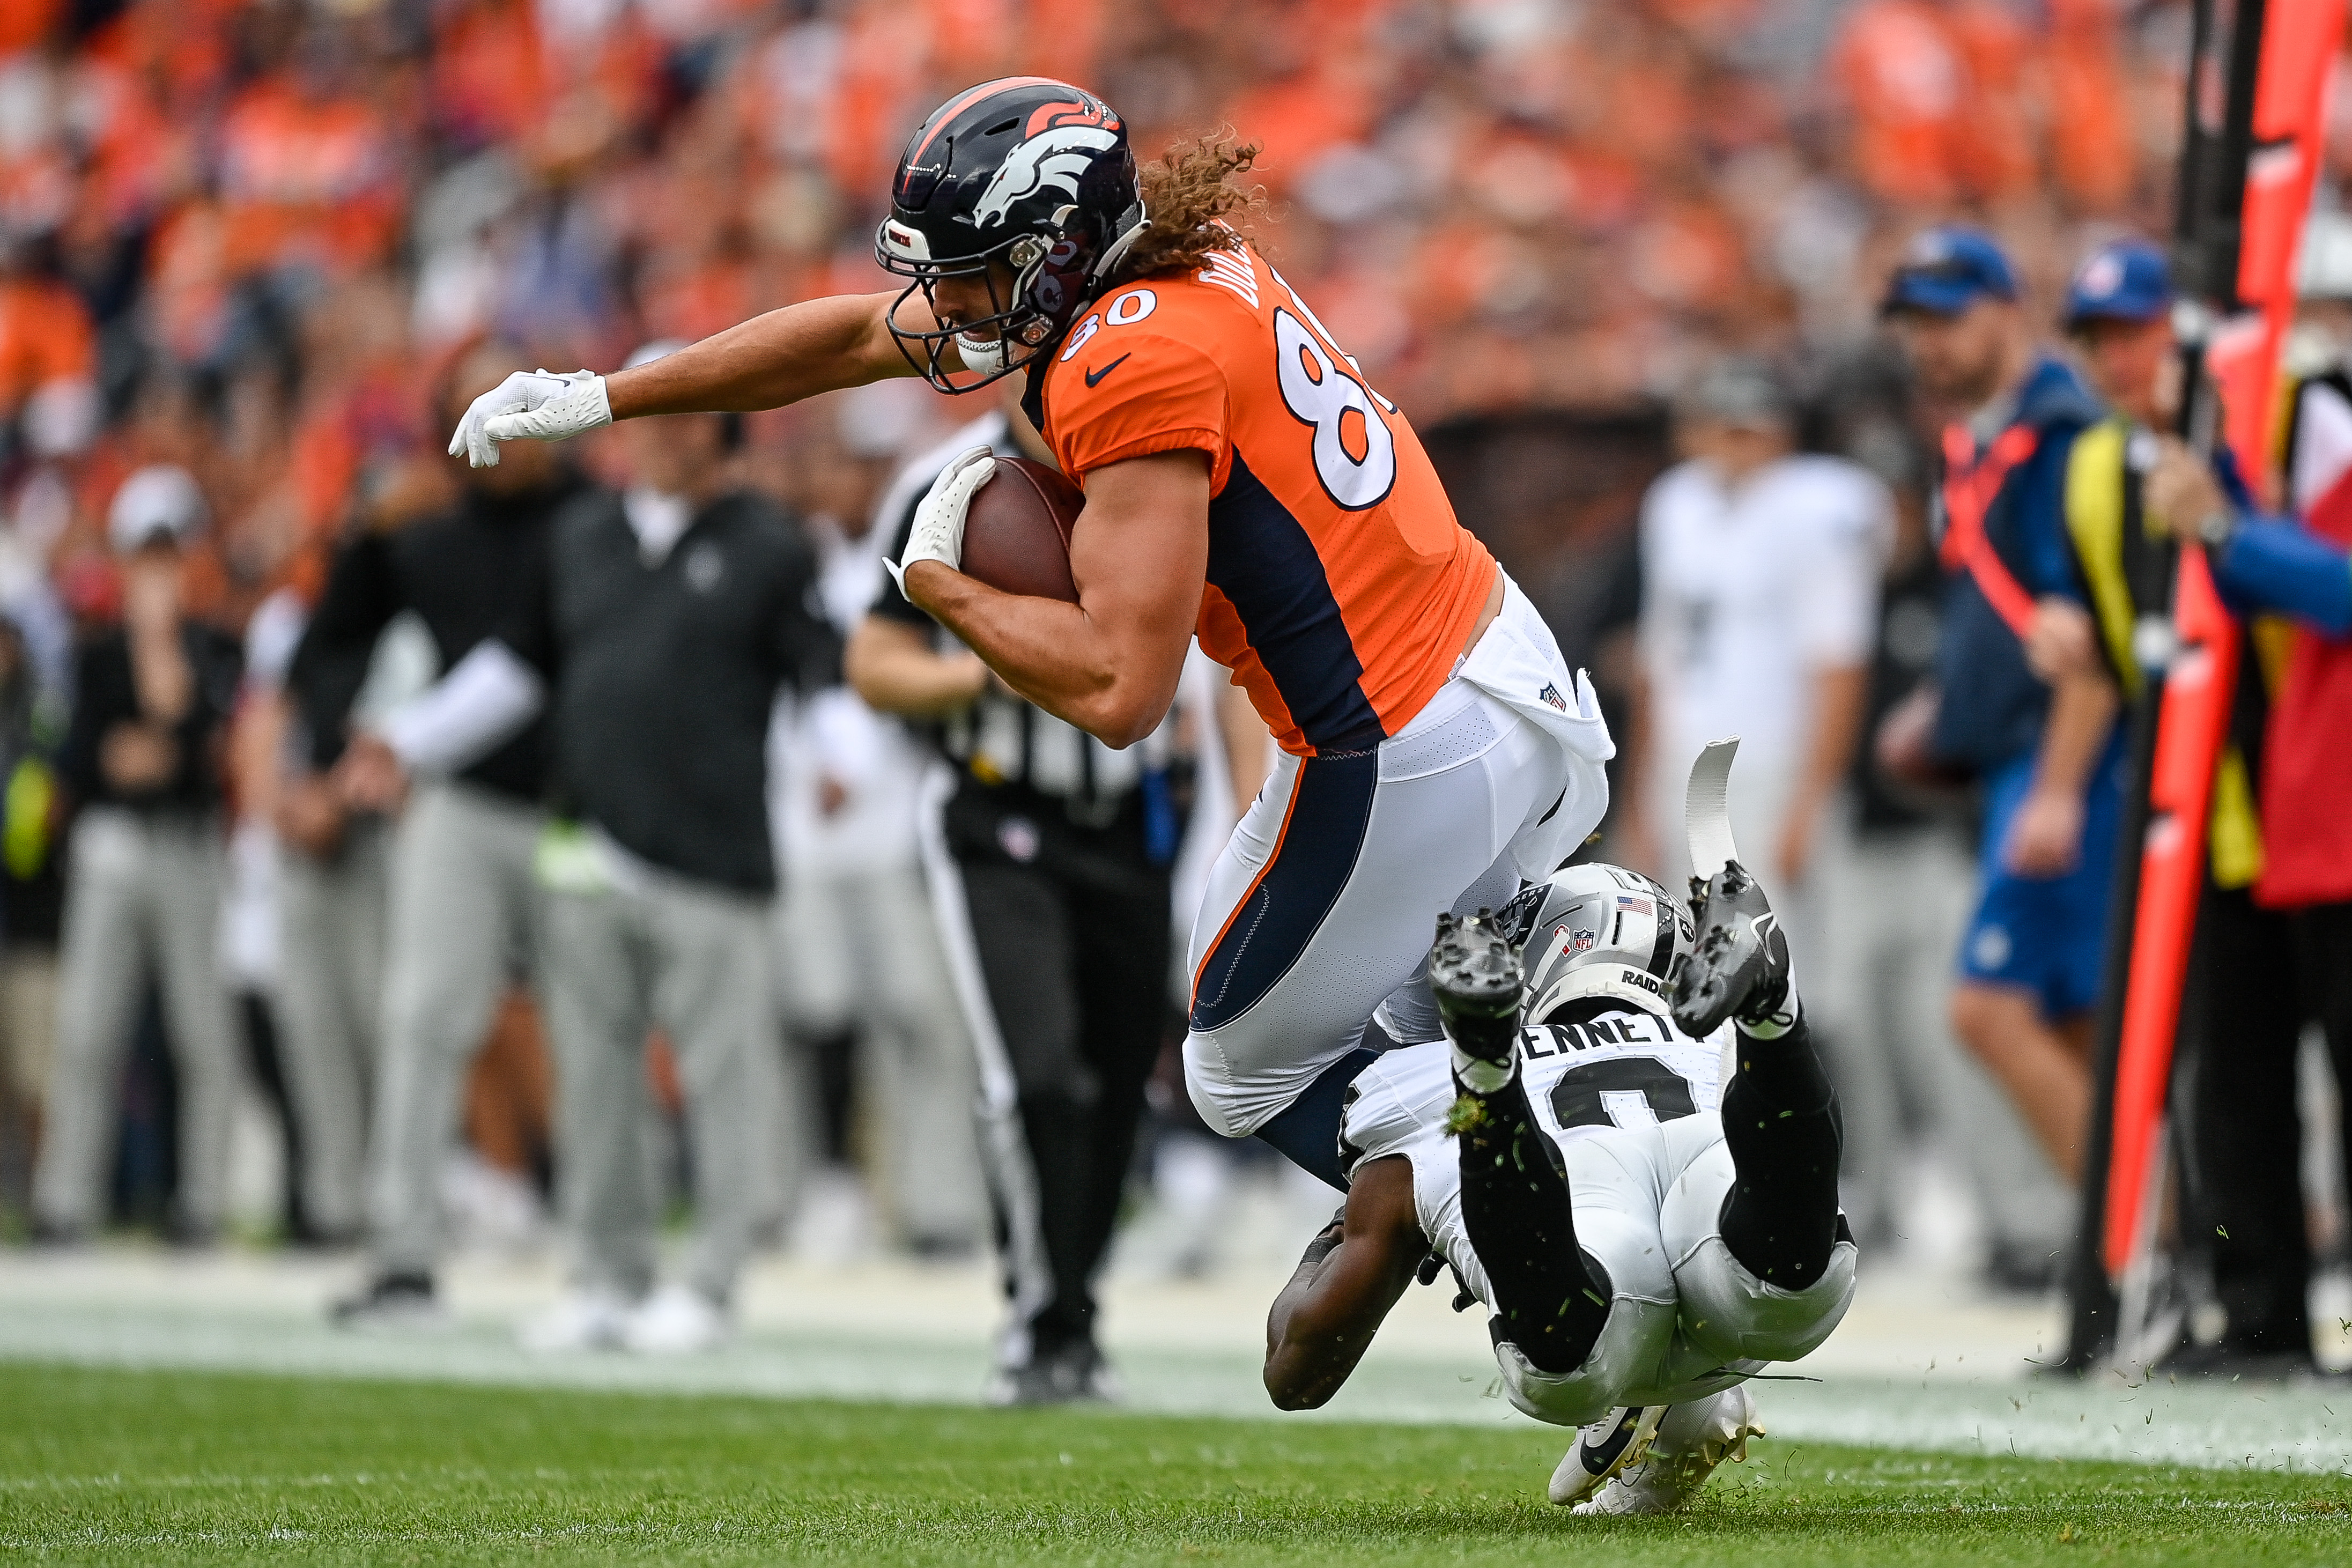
(1823, 442), (2067, 1278)
(2097, 238), (2352, 1373)
(774, 390), (985, 1258)
(849, 388), (1186, 1402)
(259, 591), (413, 1246)
(447, 80), (1612, 1217)
(1880, 229), (2121, 1184)
(34, 467), (244, 1243)
(1263, 853), (1853, 1516)
(223, 588), (316, 1238)
(1622, 359), (1887, 974)
(257, 565), (435, 1245)
(386, 339), (837, 1352)
(1618, 359), (1887, 1231)
(305, 342), (591, 1324)
(2029, 238), (2304, 1369)
(0, 610), (60, 1205)
(221, 593), (308, 1238)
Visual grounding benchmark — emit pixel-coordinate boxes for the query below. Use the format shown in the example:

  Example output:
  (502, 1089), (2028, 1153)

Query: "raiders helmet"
(875, 78), (1148, 392)
(1499, 863), (1697, 1025)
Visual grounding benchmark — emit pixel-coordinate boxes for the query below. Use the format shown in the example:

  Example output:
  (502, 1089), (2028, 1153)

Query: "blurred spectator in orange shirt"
(0, 255), (94, 442)
(216, 27), (402, 284)
(1944, 0), (2038, 205)
(1835, 0), (1972, 210)
(2046, 0), (2136, 215)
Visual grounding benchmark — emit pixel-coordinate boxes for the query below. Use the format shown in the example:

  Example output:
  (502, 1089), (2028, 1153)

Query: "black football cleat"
(330, 1270), (449, 1331)
(985, 1338), (1120, 1407)
(1668, 860), (1791, 1038)
(1431, 910), (1523, 1090)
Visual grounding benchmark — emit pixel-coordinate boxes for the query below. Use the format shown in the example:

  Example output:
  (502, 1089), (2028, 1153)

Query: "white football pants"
(1182, 583), (1611, 1140)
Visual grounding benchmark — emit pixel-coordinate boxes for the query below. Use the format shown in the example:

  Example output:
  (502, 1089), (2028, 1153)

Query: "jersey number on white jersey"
(1548, 1056), (1700, 1133)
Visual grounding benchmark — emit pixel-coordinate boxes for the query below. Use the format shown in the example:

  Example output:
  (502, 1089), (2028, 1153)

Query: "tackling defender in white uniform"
(1262, 743), (1857, 1515)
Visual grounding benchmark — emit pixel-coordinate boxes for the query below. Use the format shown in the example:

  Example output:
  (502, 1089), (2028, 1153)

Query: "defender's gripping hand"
(884, 446), (994, 596)
(449, 369), (612, 468)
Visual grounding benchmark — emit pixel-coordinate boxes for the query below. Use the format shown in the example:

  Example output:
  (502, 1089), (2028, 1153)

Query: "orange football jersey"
(1037, 243), (1496, 757)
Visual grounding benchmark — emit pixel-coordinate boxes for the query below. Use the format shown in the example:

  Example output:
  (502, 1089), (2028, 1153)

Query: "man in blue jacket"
(2132, 378), (2352, 1374)
(1881, 228), (2123, 1185)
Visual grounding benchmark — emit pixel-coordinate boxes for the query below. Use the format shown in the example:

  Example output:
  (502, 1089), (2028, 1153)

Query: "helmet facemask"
(879, 229), (1090, 390)
(874, 79), (1147, 394)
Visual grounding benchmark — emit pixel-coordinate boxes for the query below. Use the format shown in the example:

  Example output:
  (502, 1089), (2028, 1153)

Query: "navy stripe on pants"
(1190, 749), (1380, 1033)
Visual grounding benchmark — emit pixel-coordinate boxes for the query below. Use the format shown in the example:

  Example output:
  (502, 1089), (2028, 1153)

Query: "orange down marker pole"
(2099, 0), (2345, 1277)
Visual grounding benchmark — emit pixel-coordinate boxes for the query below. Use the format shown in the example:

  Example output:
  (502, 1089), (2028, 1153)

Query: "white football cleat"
(620, 1283), (730, 1355)
(1548, 1404), (1663, 1507)
(517, 1287), (631, 1353)
(1570, 1385), (1763, 1517)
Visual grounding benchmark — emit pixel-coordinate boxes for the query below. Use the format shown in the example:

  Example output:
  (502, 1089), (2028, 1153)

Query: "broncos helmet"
(1498, 863), (1697, 1026)
(875, 78), (1148, 392)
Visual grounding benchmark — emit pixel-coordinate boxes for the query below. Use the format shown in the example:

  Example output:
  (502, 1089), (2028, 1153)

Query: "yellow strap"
(2208, 743), (2265, 889)
(2063, 419), (2141, 699)
(2065, 419), (2270, 885)
(2252, 613), (2296, 694)
(2, 758), (50, 881)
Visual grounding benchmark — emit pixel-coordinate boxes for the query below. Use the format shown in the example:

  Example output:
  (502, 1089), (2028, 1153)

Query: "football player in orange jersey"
(450, 77), (1614, 1184)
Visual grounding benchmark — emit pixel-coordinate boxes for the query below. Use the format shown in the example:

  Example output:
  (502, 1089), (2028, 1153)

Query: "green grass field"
(2, 1364), (2347, 1566)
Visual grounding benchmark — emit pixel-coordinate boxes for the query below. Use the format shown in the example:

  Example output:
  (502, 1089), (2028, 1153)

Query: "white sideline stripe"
(0, 1301), (2344, 1475)
(912, 763), (1055, 1359)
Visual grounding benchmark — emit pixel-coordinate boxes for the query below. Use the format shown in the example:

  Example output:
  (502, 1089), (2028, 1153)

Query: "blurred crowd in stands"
(3, 0), (2351, 1376)
(0, 0), (2264, 564)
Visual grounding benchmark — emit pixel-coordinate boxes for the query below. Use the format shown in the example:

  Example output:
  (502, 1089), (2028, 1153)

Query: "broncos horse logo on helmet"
(876, 78), (1149, 391)
(970, 125), (1122, 230)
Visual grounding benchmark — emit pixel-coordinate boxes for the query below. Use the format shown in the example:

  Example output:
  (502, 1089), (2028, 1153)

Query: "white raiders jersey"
(1339, 973), (1757, 1408)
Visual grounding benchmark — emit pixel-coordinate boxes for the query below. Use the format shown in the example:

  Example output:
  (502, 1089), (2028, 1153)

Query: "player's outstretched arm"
(902, 450), (1208, 749)
(1263, 1157), (1427, 1410)
(606, 292), (919, 417)
(451, 292), (936, 467)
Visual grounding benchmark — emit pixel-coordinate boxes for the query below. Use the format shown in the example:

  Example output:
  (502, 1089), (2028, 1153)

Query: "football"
(959, 456), (1082, 603)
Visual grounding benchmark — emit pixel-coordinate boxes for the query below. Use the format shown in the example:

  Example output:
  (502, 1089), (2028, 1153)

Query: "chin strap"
(1090, 199), (1150, 281)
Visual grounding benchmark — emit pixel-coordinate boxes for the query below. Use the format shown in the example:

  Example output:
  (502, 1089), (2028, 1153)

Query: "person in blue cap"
(2076, 244), (2352, 1378)
(2043, 234), (2218, 698)
(2039, 235), (2310, 1374)
(1878, 227), (2122, 1189)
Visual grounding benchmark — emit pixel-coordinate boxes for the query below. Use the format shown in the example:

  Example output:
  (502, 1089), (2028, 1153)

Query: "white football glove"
(884, 446), (995, 596)
(449, 369), (612, 468)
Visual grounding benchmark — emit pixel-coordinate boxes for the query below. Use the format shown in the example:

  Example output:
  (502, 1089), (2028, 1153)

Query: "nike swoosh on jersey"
(1083, 353), (1131, 388)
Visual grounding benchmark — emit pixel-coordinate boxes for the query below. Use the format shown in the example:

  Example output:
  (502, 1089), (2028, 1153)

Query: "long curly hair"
(1114, 131), (1267, 280)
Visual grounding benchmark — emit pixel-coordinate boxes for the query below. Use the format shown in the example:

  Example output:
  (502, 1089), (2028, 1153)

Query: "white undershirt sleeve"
(2292, 380), (2352, 513)
(1633, 480), (1675, 682)
(804, 684), (886, 788)
(1793, 469), (1892, 669)
(375, 638), (548, 776)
